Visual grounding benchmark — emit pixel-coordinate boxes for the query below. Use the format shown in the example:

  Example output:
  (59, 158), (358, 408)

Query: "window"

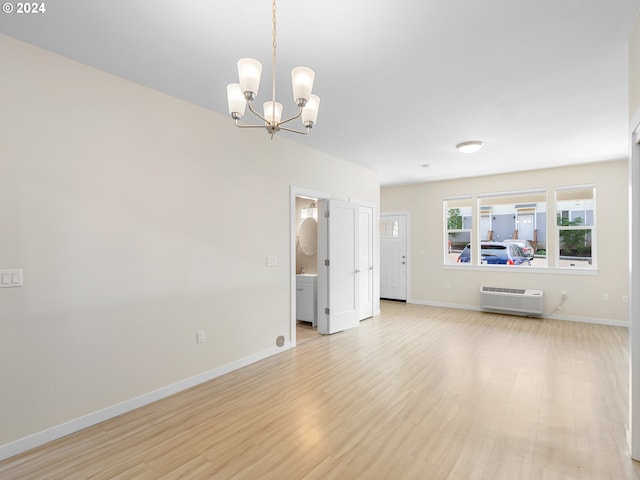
(444, 186), (598, 270)
(444, 197), (472, 265)
(380, 219), (399, 238)
(477, 189), (547, 267)
(555, 185), (595, 269)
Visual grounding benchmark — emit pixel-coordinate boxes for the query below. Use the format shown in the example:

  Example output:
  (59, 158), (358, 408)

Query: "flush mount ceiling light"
(226, 0), (320, 139)
(456, 141), (484, 153)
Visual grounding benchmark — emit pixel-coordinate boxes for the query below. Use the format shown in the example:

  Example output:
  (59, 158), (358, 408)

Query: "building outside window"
(477, 189), (547, 267)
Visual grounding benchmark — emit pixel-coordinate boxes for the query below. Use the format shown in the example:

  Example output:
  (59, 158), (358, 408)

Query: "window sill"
(442, 264), (598, 276)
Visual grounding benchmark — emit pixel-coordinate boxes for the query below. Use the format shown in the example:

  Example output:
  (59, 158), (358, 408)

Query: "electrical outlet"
(602, 293), (610, 302)
(197, 330), (206, 344)
(446, 282), (452, 289)
(561, 291), (567, 300)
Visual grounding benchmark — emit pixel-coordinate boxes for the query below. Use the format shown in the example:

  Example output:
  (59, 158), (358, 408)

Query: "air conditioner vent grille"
(481, 286), (526, 295)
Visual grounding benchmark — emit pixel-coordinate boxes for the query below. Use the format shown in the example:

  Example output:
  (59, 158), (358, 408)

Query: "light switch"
(266, 256), (278, 267)
(0, 269), (23, 288)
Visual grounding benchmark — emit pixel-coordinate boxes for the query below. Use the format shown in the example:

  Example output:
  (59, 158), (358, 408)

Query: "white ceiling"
(2, 0), (639, 185)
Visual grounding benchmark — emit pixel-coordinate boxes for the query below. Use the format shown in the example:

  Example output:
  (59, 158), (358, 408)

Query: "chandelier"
(226, 0), (320, 138)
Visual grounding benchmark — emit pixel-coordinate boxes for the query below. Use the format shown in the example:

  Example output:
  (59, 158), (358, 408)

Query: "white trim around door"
(629, 108), (640, 460)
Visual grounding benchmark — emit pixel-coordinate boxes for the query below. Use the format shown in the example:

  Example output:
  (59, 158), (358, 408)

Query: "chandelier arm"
(246, 100), (270, 124)
(234, 120), (266, 129)
(278, 108), (303, 126)
(279, 126), (310, 135)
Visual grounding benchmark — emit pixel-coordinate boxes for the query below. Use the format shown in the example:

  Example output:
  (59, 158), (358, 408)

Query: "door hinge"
(324, 259), (330, 266)
(324, 210), (330, 218)
(325, 307), (330, 315)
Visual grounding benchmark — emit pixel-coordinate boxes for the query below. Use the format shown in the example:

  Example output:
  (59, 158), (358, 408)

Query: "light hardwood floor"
(2, 301), (640, 479)
(296, 321), (321, 344)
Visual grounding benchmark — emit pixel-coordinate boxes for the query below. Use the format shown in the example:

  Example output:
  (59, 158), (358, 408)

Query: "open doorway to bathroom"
(290, 187), (329, 346)
(295, 195), (321, 344)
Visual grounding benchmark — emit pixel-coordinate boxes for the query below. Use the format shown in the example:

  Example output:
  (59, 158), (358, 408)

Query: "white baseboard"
(407, 298), (628, 328)
(0, 342), (292, 462)
(544, 313), (627, 328)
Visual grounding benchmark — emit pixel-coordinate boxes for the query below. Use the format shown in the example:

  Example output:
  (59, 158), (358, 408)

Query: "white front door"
(358, 204), (374, 320)
(517, 214), (535, 241)
(380, 213), (407, 301)
(317, 199), (359, 334)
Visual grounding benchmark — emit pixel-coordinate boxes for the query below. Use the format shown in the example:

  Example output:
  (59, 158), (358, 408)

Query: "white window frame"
(443, 196), (472, 265)
(555, 185), (596, 270)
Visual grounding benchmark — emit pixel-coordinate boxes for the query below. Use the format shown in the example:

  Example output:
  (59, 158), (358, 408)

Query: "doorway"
(380, 212), (409, 301)
(291, 189), (327, 345)
(290, 188), (375, 344)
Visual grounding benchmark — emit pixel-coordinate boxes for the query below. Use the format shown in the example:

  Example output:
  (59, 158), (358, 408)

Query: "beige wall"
(631, 12), (640, 118)
(0, 35), (379, 449)
(382, 160), (629, 323)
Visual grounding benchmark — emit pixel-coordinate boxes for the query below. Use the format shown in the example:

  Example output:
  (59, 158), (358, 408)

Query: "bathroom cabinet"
(296, 275), (317, 326)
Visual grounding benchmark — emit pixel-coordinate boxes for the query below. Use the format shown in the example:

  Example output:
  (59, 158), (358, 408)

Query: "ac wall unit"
(480, 286), (544, 317)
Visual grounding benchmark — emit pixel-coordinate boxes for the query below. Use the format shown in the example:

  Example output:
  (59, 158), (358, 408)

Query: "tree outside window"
(556, 186), (595, 268)
(444, 198), (472, 265)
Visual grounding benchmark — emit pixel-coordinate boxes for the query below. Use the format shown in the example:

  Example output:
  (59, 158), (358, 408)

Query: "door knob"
(355, 269), (361, 273)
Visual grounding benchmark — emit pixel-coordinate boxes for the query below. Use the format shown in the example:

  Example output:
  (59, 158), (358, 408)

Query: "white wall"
(0, 35), (379, 453)
(382, 160), (629, 324)
(628, 11), (640, 460)
(630, 11), (640, 119)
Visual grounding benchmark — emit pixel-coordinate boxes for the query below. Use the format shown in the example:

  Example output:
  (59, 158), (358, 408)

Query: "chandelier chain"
(271, 0), (277, 107)
(272, 0), (277, 58)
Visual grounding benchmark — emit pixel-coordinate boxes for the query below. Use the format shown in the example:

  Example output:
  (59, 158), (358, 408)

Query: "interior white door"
(317, 199), (359, 335)
(380, 214), (407, 300)
(358, 205), (374, 320)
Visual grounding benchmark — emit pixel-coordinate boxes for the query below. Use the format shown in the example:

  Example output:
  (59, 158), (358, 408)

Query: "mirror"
(299, 217), (318, 256)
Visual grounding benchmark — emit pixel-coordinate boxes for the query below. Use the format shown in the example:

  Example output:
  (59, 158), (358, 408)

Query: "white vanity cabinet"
(296, 275), (317, 326)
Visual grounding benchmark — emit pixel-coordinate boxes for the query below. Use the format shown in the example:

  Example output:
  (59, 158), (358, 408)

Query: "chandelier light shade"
(226, 84), (246, 120)
(301, 94), (320, 128)
(263, 101), (283, 124)
(291, 67), (315, 104)
(237, 58), (263, 98)
(226, 0), (320, 138)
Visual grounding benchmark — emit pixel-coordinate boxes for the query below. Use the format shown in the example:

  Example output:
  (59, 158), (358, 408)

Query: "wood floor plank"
(1, 301), (639, 479)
